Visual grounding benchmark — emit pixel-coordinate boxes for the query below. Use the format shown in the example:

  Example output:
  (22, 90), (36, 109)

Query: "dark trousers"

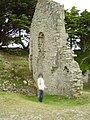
(39, 90), (44, 102)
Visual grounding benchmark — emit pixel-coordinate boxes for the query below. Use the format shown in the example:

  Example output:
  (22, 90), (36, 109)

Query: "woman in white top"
(37, 73), (47, 102)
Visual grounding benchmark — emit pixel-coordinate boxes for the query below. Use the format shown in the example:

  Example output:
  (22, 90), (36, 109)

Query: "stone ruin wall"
(82, 70), (90, 88)
(30, 0), (83, 98)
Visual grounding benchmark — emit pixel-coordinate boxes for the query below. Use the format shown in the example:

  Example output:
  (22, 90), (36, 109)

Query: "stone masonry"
(29, 0), (83, 98)
(82, 70), (90, 88)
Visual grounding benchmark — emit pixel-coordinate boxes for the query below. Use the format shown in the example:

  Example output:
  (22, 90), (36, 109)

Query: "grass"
(27, 92), (90, 108)
(0, 90), (90, 106)
(0, 49), (90, 119)
(82, 88), (90, 92)
(0, 94), (89, 120)
(0, 49), (35, 91)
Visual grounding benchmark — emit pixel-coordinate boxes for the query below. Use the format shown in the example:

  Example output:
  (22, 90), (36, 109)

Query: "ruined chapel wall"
(30, 0), (67, 74)
(30, 0), (83, 97)
(30, 0), (67, 94)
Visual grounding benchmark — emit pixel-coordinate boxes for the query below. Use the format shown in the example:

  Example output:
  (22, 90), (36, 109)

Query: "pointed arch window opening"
(38, 32), (45, 58)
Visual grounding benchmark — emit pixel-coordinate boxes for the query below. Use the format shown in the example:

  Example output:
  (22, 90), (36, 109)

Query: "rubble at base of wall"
(0, 85), (37, 96)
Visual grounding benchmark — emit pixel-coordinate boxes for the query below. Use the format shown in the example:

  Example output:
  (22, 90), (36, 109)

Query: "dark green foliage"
(65, 7), (90, 52)
(65, 7), (80, 48)
(1, 48), (28, 56)
(77, 10), (90, 52)
(0, 0), (37, 49)
(74, 50), (90, 71)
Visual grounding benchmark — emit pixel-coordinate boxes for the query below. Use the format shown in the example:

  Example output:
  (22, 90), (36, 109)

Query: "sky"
(54, 0), (90, 12)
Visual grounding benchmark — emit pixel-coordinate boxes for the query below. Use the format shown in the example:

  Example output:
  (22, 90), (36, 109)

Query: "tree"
(65, 7), (90, 52)
(65, 6), (80, 48)
(0, 0), (11, 47)
(77, 10), (90, 52)
(0, 0), (37, 50)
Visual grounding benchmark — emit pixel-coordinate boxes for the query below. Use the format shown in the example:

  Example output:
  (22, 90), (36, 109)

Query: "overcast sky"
(54, 0), (90, 12)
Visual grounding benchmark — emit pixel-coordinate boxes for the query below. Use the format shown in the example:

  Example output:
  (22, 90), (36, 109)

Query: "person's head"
(38, 73), (43, 78)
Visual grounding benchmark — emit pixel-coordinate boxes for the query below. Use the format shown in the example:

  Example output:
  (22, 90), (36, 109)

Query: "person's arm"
(44, 80), (47, 89)
(37, 78), (41, 89)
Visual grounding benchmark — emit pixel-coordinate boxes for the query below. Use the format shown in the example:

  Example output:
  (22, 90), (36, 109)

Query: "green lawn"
(0, 49), (90, 120)
(0, 50), (34, 88)
(0, 91), (90, 120)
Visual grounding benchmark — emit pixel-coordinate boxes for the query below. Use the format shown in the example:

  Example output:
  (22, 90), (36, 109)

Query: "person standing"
(37, 73), (47, 102)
